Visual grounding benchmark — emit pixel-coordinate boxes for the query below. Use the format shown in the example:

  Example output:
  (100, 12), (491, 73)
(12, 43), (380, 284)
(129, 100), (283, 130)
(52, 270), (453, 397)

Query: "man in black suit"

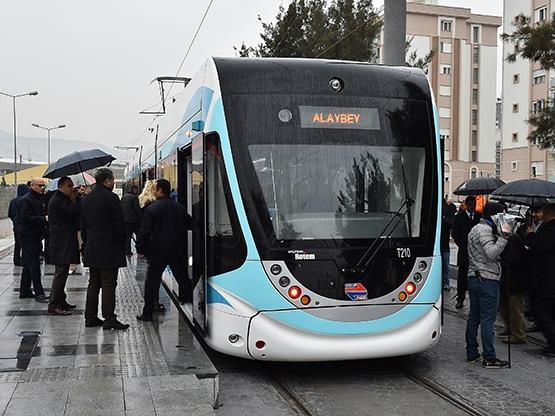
(452, 195), (481, 309)
(47, 176), (80, 315)
(136, 179), (192, 321)
(81, 168), (129, 330)
(17, 178), (49, 302)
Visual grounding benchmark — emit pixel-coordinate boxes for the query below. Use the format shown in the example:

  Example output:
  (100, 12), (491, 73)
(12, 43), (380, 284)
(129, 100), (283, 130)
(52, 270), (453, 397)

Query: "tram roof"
(213, 57), (432, 102)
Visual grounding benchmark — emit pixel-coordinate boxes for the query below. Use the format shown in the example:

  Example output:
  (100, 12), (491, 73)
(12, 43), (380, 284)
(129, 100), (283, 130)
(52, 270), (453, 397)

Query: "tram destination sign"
(299, 106), (380, 130)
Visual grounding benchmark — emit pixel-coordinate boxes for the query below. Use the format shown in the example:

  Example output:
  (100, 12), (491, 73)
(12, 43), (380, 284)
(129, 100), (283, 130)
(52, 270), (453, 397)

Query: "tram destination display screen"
(299, 106), (380, 130)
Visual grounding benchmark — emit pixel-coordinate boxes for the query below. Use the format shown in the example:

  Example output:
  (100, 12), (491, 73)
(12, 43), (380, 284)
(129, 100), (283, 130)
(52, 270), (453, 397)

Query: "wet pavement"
(0, 248), (217, 415)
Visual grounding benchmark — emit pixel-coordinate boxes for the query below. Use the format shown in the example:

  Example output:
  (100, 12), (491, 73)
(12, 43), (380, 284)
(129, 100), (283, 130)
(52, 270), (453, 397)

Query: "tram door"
(191, 134), (207, 333)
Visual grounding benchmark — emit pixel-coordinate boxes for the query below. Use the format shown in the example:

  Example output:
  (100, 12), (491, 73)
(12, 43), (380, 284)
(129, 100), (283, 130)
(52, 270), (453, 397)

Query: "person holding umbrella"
(525, 203), (555, 357)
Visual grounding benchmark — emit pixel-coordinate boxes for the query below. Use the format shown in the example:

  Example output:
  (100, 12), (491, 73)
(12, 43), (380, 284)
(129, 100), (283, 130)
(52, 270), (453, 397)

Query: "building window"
(439, 107), (451, 118)
(470, 167), (478, 178)
(441, 19), (453, 32)
(471, 151), (477, 163)
(538, 7), (548, 22)
(512, 132), (518, 142)
(472, 25), (480, 43)
(533, 69), (546, 84)
(473, 68), (479, 84)
(472, 109), (478, 125)
(471, 130), (477, 146)
(513, 74), (520, 83)
(511, 161), (518, 171)
(531, 161), (544, 177)
(472, 89), (478, 105)
(512, 103), (519, 113)
(532, 99), (545, 114)
(472, 47), (479, 64)
(440, 64), (452, 75)
(439, 85), (451, 96)
(441, 42), (452, 53)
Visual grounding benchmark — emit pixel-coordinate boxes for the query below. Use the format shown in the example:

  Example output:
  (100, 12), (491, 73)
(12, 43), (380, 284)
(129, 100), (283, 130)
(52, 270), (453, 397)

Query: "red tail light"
(288, 286), (301, 299)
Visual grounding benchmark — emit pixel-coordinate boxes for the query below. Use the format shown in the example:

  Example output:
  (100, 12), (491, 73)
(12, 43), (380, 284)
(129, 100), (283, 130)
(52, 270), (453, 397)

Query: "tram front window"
(248, 144), (425, 241)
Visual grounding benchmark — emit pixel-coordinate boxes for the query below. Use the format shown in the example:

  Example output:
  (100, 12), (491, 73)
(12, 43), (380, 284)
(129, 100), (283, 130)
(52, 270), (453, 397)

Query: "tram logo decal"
(344, 283), (368, 301)
(289, 250), (316, 260)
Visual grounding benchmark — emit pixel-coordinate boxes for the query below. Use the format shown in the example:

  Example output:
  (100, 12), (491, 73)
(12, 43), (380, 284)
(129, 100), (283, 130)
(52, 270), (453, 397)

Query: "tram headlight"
(329, 77), (344, 92)
(418, 261), (427, 271)
(279, 276), (290, 287)
(270, 264), (282, 275)
(413, 272), (423, 283)
(405, 282), (416, 295)
(288, 286), (302, 299)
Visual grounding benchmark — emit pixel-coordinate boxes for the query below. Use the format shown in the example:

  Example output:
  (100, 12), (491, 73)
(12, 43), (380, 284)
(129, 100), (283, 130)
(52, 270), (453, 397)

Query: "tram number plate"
(397, 248), (411, 258)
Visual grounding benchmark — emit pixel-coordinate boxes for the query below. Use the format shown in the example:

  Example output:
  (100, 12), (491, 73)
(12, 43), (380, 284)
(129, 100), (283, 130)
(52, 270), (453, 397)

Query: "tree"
(405, 36), (435, 74)
(235, 0), (382, 62)
(502, 14), (555, 149)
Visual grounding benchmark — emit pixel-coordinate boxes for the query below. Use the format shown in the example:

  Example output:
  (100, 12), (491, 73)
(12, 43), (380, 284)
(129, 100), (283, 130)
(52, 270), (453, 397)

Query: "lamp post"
(0, 90), (38, 186)
(31, 123), (66, 165)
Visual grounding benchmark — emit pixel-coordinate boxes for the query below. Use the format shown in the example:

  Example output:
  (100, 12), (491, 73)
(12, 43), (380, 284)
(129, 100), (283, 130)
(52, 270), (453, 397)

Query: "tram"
(131, 57), (442, 361)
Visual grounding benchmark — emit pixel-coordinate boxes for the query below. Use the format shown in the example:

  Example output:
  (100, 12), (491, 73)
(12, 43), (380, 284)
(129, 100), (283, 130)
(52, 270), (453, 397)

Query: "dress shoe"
(541, 347), (555, 357)
(62, 301), (77, 309)
(48, 307), (71, 316)
(455, 300), (464, 309)
(153, 303), (166, 313)
(19, 293), (35, 299)
(103, 318), (130, 330)
(501, 337), (526, 344)
(85, 317), (104, 327)
(527, 323), (541, 333)
(136, 314), (152, 321)
(35, 294), (49, 303)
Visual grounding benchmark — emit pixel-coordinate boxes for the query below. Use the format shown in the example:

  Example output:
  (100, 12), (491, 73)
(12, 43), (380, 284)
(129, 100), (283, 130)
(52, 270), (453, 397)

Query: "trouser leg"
(465, 277), (481, 359)
(479, 279), (500, 360)
(49, 265), (70, 308)
(441, 250), (450, 288)
(169, 260), (191, 299)
(85, 268), (102, 320)
(499, 290), (509, 330)
(509, 293), (527, 341)
(22, 238), (44, 296)
(100, 268), (118, 320)
(125, 223), (133, 254)
(13, 232), (22, 265)
(19, 239), (33, 296)
(142, 260), (166, 317)
(535, 298), (555, 349)
(457, 261), (469, 301)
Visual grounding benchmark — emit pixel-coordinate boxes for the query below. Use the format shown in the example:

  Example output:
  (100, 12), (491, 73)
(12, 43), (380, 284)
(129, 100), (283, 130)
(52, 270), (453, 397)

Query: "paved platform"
(0, 246), (218, 415)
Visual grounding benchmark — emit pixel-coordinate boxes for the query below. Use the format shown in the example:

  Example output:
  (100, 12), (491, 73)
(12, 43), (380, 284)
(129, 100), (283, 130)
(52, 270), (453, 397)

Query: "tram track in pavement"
(443, 304), (548, 348)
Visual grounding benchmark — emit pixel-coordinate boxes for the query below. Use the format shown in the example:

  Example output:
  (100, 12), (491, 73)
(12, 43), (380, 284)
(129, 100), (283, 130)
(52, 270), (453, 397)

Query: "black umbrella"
(453, 177), (505, 196)
(491, 179), (555, 201)
(43, 149), (115, 179)
(489, 194), (555, 207)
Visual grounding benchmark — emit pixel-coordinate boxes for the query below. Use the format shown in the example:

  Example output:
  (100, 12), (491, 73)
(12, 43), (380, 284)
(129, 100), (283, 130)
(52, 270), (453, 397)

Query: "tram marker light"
(228, 334), (239, 343)
(398, 291), (407, 302)
(255, 340), (266, 349)
(405, 282), (416, 295)
(418, 261), (427, 271)
(288, 286), (301, 299)
(279, 276), (290, 287)
(300, 295), (311, 305)
(270, 264), (282, 275)
(413, 272), (423, 283)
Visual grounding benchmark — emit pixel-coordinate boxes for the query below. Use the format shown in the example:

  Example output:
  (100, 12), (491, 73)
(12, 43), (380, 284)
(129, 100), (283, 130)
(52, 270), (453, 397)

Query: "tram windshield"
(227, 94), (434, 244)
(249, 144), (425, 240)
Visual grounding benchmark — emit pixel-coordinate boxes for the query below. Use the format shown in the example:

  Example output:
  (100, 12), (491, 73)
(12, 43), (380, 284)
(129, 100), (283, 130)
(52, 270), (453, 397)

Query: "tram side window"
(205, 134), (246, 276)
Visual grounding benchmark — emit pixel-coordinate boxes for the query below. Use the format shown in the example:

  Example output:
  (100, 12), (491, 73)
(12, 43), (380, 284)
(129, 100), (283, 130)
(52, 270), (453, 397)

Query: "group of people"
(442, 195), (555, 368)
(8, 169), (192, 329)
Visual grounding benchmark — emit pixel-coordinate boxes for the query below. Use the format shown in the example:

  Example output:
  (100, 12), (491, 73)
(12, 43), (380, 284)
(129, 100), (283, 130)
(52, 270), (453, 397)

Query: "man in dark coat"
(47, 177), (80, 315)
(452, 195), (481, 309)
(525, 203), (555, 356)
(136, 179), (192, 321)
(121, 185), (141, 256)
(8, 184), (29, 266)
(81, 168), (129, 330)
(17, 178), (48, 302)
(441, 197), (457, 291)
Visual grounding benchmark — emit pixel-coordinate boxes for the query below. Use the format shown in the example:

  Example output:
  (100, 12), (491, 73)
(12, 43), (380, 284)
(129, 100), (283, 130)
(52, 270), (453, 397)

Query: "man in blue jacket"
(8, 184), (29, 266)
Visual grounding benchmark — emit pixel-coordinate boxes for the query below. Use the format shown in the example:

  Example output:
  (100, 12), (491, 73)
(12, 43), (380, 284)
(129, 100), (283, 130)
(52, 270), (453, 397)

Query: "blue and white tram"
(139, 57), (442, 361)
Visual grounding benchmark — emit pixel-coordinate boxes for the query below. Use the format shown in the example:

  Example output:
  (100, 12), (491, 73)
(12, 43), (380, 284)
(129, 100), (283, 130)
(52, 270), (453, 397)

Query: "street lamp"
(31, 123), (67, 165)
(0, 90), (38, 186)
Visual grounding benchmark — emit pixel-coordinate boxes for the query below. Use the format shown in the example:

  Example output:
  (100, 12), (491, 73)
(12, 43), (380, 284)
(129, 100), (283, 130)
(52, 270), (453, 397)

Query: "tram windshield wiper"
(345, 161), (415, 276)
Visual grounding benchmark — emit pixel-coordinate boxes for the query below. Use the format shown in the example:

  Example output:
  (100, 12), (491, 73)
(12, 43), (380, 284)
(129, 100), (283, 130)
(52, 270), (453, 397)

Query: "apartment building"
(385, 1), (502, 198)
(501, 0), (555, 182)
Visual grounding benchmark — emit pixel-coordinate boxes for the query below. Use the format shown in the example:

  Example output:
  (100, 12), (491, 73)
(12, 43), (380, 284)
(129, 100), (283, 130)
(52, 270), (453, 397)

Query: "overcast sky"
(0, 0), (503, 155)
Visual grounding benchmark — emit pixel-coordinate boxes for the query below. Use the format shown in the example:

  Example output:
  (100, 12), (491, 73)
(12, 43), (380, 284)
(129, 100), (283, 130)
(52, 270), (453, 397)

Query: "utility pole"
(154, 124), (159, 179)
(383, 0), (407, 66)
